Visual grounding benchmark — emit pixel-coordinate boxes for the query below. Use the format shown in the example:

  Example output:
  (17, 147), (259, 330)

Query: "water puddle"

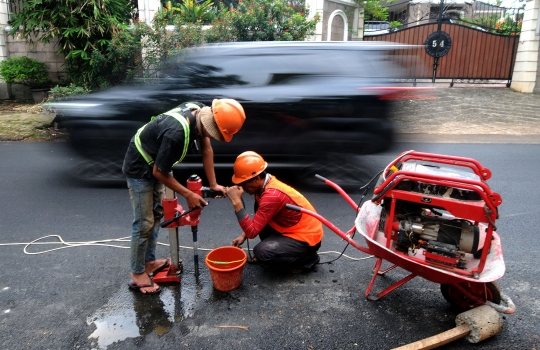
(87, 270), (226, 349)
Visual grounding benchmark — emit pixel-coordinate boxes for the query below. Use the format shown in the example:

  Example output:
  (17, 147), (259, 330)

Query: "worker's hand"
(226, 185), (244, 203)
(210, 184), (227, 198)
(232, 233), (246, 247)
(186, 192), (208, 210)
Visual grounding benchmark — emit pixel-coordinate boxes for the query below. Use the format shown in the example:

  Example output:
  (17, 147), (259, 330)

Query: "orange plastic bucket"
(205, 246), (247, 292)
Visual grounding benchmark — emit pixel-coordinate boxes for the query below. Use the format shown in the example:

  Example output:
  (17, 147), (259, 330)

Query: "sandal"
(128, 279), (161, 295)
(146, 258), (170, 276)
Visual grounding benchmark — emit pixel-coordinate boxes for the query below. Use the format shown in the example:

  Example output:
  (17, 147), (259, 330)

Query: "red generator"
(288, 151), (514, 312)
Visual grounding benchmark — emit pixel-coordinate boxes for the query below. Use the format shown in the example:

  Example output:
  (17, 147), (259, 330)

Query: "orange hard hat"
(212, 99), (246, 142)
(232, 151), (268, 184)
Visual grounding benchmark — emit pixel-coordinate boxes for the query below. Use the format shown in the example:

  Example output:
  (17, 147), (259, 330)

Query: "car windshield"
(162, 62), (249, 88)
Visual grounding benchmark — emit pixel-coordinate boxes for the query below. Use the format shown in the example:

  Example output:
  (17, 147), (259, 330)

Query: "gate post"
(510, 0), (540, 93)
(305, 0), (324, 41)
(0, 1), (10, 99)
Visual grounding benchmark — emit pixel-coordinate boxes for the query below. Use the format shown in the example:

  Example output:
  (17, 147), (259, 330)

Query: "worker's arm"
(227, 185), (245, 212)
(200, 136), (226, 196)
(227, 186), (248, 246)
(152, 165), (207, 210)
(226, 186), (283, 239)
(232, 232), (246, 247)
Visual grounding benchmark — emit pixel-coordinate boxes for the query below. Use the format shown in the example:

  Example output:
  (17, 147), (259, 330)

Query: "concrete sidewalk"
(392, 86), (540, 143)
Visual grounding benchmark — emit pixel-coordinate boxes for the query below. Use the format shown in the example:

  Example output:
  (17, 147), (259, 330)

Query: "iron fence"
(364, 0), (522, 85)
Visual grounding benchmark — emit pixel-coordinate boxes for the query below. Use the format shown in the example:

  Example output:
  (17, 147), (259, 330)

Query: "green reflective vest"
(134, 102), (203, 166)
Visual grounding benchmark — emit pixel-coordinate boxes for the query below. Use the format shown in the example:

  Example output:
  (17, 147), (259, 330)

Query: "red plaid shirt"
(238, 187), (302, 239)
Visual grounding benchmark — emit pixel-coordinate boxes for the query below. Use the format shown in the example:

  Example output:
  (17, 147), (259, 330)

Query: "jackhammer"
(153, 174), (219, 283)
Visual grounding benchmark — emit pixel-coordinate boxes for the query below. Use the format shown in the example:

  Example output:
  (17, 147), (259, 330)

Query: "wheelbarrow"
(287, 150), (515, 313)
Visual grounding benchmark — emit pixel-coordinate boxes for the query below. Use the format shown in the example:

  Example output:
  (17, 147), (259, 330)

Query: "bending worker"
(225, 151), (323, 273)
(123, 99), (246, 294)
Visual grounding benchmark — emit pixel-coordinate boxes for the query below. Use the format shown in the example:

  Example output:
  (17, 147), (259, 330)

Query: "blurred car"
(52, 41), (412, 188)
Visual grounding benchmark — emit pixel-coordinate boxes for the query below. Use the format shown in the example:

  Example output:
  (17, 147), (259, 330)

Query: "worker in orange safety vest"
(225, 151), (324, 273)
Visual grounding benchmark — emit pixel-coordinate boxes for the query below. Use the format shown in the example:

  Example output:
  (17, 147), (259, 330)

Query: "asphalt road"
(1, 140), (539, 350)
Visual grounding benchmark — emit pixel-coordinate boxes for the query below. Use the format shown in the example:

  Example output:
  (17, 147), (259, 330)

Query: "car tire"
(299, 153), (381, 193)
(69, 156), (125, 185)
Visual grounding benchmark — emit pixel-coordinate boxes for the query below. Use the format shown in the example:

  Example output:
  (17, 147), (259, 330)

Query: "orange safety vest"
(256, 176), (324, 246)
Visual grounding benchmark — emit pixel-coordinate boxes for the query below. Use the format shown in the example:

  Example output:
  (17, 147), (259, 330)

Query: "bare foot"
(145, 258), (170, 275)
(129, 272), (160, 294)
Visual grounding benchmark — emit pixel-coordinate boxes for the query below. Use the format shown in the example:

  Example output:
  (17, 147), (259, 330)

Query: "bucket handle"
(206, 257), (247, 265)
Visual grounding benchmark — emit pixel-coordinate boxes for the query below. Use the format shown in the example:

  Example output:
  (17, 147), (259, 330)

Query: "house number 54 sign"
(425, 31), (452, 57)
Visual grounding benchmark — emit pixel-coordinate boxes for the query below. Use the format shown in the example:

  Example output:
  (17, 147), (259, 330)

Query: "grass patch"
(0, 101), (69, 141)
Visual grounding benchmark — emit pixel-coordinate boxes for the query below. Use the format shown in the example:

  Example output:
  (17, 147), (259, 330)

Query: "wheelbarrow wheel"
(440, 282), (501, 310)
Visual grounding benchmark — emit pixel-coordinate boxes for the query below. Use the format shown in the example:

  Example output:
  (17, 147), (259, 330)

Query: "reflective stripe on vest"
(256, 176), (324, 246)
(134, 105), (195, 166)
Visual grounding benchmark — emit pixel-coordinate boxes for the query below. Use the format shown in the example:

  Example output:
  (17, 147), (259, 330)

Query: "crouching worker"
(225, 151), (323, 273)
(123, 99), (246, 294)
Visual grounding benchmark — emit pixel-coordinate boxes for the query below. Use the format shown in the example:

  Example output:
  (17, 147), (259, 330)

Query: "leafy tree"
(230, 0), (318, 41)
(46, 83), (90, 102)
(89, 23), (148, 88)
(442, 7), (522, 34)
(158, 0), (223, 24)
(202, 10), (238, 43)
(349, 0), (400, 21)
(96, 13), (237, 84)
(494, 18), (522, 35)
(8, 0), (136, 89)
(10, 0), (317, 89)
(362, 0), (391, 21)
(176, 0), (217, 23)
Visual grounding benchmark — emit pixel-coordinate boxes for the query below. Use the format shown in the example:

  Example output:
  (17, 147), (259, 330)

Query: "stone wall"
(6, 33), (67, 82)
(0, 0), (66, 100)
(0, 33), (66, 100)
(536, 49), (540, 93)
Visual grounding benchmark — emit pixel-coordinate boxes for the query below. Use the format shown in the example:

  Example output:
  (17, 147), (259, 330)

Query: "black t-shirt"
(122, 103), (202, 179)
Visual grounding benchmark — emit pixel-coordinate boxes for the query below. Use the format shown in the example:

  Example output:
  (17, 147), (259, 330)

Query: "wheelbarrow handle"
(315, 174), (327, 183)
(285, 204), (371, 255)
(286, 204), (301, 212)
(372, 180), (395, 203)
(314, 174), (359, 211)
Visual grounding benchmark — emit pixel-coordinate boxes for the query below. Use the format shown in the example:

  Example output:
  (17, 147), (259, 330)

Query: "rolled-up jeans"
(126, 176), (165, 274)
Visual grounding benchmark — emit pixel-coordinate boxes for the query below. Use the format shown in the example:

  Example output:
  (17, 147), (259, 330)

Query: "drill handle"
(160, 207), (196, 228)
(202, 187), (221, 198)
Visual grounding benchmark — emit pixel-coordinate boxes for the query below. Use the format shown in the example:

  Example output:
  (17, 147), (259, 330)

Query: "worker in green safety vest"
(122, 99), (246, 295)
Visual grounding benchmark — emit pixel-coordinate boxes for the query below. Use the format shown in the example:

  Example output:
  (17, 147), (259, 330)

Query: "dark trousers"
(253, 225), (321, 271)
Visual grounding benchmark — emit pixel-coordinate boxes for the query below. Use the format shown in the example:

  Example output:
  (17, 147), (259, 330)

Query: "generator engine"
(393, 209), (484, 269)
